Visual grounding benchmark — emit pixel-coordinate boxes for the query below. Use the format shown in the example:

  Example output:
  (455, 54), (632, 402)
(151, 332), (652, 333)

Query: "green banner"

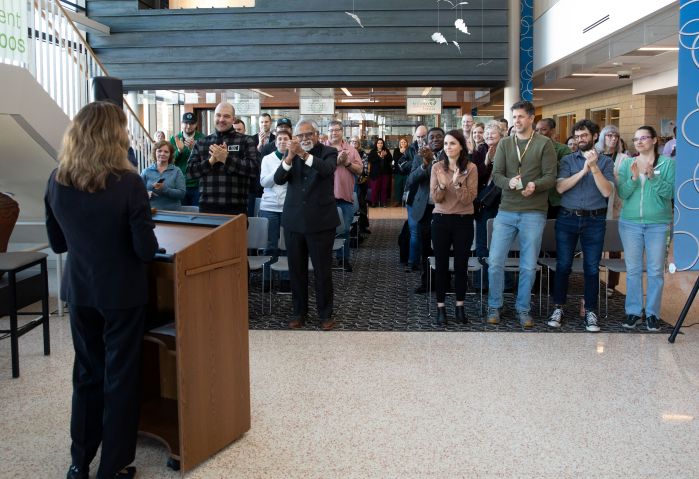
(0, 0), (28, 64)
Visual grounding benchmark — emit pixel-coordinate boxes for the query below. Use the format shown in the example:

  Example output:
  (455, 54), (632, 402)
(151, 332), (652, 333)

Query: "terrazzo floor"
(2, 207), (699, 478)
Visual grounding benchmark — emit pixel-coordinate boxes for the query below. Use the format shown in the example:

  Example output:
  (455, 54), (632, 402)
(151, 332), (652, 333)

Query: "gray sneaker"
(486, 307), (500, 325)
(518, 311), (533, 329)
(584, 310), (600, 332)
(547, 307), (563, 328)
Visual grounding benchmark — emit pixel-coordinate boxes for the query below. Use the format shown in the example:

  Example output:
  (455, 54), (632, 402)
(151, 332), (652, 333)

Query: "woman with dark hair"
(45, 101), (158, 479)
(367, 138), (392, 207)
(141, 140), (186, 211)
(430, 129), (478, 325)
(617, 125), (675, 331)
(392, 137), (409, 206)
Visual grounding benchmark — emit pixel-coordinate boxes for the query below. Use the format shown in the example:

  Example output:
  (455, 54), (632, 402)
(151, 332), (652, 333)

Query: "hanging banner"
(406, 97), (442, 115)
(0, 0), (28, 65)
(672, 0), (699, 271)
(233, 98), (260, 116)
(299, 98), (334, 115)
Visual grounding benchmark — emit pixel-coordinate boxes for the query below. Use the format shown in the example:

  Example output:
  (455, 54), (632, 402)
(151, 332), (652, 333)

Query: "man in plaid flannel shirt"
(187, 102), (259, 215)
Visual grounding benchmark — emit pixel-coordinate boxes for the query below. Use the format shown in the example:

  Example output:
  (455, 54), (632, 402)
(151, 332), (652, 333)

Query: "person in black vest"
(274, 119), (339, 330)
(45, 101), (158, 479)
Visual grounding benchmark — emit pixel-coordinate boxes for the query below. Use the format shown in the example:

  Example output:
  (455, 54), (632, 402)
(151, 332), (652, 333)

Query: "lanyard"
(515, 133), (534, 175)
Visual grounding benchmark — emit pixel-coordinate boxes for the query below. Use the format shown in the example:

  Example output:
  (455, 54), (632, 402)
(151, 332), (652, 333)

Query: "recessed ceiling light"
(250, 89), (274, 98)
(638, 47), (679, 51)
(533, 88), (576, 91)
(571, 73), (618, 77)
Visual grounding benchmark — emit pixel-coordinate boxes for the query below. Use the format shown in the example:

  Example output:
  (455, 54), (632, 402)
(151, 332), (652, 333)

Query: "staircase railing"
(19, 0), (152, 170)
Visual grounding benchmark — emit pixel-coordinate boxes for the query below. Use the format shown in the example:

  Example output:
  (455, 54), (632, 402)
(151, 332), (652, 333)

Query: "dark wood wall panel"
(86, 0), (509, 90)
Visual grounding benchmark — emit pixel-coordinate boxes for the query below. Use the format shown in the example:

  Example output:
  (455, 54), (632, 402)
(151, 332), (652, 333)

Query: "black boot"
(434, 306), (447, 326)
(455, 305), (467, 324)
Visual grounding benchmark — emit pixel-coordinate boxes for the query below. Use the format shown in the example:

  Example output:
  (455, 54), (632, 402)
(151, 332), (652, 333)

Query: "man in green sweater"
(487, 101), (557, 328)
(170, 112), (205, 206)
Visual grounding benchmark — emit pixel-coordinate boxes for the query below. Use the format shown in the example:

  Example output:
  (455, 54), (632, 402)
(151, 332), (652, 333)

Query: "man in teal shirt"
(170, 112), (204, 206)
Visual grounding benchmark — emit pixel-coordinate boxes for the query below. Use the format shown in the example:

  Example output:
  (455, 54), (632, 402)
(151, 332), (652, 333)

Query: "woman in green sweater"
(617, 125), (675, 331)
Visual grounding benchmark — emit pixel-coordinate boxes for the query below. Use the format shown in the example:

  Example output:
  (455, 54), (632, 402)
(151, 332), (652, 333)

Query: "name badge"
(653, 168), (661, 176)
(227, 145), (240, 152)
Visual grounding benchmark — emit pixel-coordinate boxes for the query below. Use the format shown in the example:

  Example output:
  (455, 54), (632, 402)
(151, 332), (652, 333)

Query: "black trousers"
(285, 228), (335, 320)
(431, 213), (474, 303)
(419, 203), (435, 287)
(68, 304), (145, 478)
(199, 203), (247, 216)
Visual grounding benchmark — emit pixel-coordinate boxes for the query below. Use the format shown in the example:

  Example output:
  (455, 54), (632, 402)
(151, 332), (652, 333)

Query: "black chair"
(0, 252), (51, 378)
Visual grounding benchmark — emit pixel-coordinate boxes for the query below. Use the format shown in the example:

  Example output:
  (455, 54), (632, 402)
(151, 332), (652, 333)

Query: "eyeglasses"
(573, 133), (591, 141)
(632, 135), (652, 143)
(328, 128), (342, 133)
(295, 132), (316, 139)
(605, 133), (619, 138)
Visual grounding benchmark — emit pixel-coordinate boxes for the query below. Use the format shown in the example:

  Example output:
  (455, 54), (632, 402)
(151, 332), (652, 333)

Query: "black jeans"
(68, 304), (145, 478)
(431, 213), (474, 303)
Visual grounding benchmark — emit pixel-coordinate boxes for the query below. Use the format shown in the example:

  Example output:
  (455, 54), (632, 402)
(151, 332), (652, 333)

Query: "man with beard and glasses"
(171, 112), (204, 206)
(406, 127), (445, 294)
(274, 119), (339, 330)
(186, 102), (259, 215)
(486, 101), (557, 328)
(546, 119), (614, 332)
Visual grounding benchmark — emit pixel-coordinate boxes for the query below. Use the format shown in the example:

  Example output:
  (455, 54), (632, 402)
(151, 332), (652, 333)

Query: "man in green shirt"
(486, 101), (557, 328)
(536, 117), (571, 218)
(170, 112), (205, 206)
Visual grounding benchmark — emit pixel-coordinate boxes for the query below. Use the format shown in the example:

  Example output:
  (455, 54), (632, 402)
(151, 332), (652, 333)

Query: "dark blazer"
(405, 149), (442, 222)
(45, 169), (159, 309)
(274, 143), (340, 234)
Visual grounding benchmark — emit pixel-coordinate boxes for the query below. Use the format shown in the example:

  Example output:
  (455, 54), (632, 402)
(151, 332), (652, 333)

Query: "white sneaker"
(547, 307), (563, 328)
(584, 310), (600, 332)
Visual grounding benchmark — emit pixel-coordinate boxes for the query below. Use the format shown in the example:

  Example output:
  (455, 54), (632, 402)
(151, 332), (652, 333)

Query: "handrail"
(24, 0), (152, 170)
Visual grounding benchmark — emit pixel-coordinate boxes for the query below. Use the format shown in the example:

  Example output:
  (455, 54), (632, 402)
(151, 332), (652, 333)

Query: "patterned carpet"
(248, 218), (674, 334)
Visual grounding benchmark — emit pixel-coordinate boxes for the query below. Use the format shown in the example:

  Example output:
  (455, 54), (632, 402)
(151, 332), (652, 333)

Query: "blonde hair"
(56, 101), (132, 192)
(484, 120), (505, 137)
(152, 140), (174, 164)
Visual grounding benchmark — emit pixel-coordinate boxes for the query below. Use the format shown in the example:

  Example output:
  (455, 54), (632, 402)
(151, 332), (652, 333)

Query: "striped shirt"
(187, 128), (259, 210)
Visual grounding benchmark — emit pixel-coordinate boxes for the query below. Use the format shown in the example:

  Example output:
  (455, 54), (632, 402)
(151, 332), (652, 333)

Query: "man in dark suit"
(274, 119), (339, 330)
(405, 127), (445, 293)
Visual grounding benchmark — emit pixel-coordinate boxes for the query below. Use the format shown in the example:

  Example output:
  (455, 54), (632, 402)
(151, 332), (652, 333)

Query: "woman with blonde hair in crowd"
(617, 125), (675, 331)
(45, 101), (158, 479)
(141, 140), (186, 211)
(430, 129), (478, 325)
(392, 137), (410, 206)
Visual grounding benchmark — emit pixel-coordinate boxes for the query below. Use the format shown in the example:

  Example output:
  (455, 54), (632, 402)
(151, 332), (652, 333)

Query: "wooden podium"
(139, 211), (250, 473)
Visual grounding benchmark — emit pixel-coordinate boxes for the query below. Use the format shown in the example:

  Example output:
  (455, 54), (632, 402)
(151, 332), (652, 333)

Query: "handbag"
(476, 182), (501, 210)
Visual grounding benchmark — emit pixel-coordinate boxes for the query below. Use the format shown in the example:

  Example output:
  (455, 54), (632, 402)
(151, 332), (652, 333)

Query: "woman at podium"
(45, 101), (159, 479)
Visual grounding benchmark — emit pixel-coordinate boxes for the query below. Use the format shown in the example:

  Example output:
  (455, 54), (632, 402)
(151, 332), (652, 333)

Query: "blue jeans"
(183, 186), (200, 206)
(619, 219), (670, 317)
(551, 211), (606, 310)
(406, 204), (421, 267)
(259, 209), (282, 277)
(488, 210), (546, 313)
(336, 200), (354, 260)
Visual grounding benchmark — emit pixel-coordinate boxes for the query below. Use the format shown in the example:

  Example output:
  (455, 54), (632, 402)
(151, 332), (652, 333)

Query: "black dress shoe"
(455, 305), (467, 324)
(434, 306), (447, 326)
(112, 466), (136, 478)
(67, 465), (88, 479)
(320, 318), (336, 331)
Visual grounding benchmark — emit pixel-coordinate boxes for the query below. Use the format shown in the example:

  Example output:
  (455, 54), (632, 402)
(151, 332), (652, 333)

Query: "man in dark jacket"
(274, 120), (339, 330)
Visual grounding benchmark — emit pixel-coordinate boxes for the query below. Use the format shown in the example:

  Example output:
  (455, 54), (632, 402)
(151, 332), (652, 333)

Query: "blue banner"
(519, 0), (533, 101)
(673, 0), (699, 271)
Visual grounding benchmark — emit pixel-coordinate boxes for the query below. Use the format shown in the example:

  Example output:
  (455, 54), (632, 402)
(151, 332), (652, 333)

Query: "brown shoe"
(288, 316), (305, 329)
(320, 319), (336, 331)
